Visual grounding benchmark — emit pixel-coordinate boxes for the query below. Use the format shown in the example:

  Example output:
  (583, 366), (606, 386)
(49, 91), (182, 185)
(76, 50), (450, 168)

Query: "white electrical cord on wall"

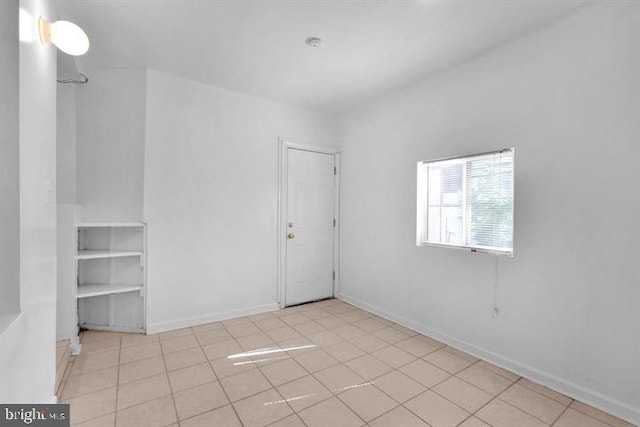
(492, 252), (499, 317)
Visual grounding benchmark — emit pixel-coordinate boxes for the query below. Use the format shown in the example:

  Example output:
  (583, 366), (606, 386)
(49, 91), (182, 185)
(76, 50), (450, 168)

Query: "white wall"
(338, 3), (640, 424)
(56, 81), (76, 340)
(75, 69), (146, 222)
(0, 0), (58, 403)
(144, 70), (337, 332)
(0, 0), (20, 320)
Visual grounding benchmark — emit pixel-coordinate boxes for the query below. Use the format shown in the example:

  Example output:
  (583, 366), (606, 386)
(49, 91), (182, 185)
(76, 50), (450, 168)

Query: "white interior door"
(285, 148), (335, 306)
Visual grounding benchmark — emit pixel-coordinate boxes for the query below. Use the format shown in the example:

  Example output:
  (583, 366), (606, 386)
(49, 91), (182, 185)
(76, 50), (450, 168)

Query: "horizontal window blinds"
(417, 149), (514, 255)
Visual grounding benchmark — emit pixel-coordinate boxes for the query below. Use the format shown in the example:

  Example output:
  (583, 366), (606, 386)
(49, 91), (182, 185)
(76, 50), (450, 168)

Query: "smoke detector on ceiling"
(305, 37), (324, 48)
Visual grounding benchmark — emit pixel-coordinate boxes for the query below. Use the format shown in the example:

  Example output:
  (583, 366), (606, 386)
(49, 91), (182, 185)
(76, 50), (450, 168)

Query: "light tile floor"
(59, 299), (636, 427)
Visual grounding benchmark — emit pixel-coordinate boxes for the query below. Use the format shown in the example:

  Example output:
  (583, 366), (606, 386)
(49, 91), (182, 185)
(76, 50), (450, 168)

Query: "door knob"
(287, 233), (295, 239)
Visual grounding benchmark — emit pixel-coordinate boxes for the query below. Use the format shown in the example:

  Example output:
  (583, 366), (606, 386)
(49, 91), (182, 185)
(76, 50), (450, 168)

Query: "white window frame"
(416, 148), (514, 256)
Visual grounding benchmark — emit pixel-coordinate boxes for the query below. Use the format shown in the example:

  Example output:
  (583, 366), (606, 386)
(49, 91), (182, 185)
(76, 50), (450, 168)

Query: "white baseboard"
(146, 303), (280, 334)
(338, 293), (640, 426)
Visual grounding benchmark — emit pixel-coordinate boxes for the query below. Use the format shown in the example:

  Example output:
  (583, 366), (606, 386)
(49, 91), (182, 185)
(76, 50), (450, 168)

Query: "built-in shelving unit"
(75, 223), (146, 334)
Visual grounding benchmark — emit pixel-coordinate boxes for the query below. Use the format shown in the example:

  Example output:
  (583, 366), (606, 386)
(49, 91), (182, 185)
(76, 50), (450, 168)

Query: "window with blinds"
(416, 149), (514, 255)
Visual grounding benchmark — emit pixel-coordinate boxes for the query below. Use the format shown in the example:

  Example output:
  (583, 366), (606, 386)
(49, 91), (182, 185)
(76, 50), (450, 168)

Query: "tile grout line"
(516, 377), (576, 407)
(245, 305), (341, 426)
(342, 302), (628, 427)
(63, 301), (628, 427)
(499, 381), (576, 424)
(249, 332), (313, 427)
(183, 325), (245, 427)
(257, 303), (367, 426)
(113, 336), (121, 427)
(69, 308), (356, 424)
(291, 310), (371, 425)
(217, 324), (252, 427)
(67, 308), (458, 425)
(424, 356), (555, 427)
(63, 332), (121, 427)
(495, 396), (564, 426)
(324, 313), (494, 427)
(228, 311), (340, 426)
(397, 364), (476, 427)
(300, 304), (379, 426)
(436, 366), (509, 418)
(298, 316), (394, 425)
(551, 405), (572, 427)
(159, 330), (186, 427)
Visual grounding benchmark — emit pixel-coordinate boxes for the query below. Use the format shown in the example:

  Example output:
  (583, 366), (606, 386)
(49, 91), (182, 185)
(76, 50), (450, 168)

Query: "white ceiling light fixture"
(39, 17), (90, 56)
(305, 37), (324, 48)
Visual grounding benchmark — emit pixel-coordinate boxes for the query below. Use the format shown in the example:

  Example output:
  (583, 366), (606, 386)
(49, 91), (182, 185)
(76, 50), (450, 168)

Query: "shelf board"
(76, 250), (143, 260)
(77, 222), (144, 228)
(77, 283), (143, 299)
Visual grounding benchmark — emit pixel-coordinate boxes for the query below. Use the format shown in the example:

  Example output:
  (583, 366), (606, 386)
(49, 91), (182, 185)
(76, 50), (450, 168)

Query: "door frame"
(277, 138), (341, 309)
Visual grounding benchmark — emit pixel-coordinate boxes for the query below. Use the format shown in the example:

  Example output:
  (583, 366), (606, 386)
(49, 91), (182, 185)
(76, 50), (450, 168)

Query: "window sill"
(417, 241), (513, 257)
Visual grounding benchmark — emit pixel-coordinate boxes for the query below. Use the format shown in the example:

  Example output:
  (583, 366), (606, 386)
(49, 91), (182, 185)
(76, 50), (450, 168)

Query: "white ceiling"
(55, 0), (591, 114)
